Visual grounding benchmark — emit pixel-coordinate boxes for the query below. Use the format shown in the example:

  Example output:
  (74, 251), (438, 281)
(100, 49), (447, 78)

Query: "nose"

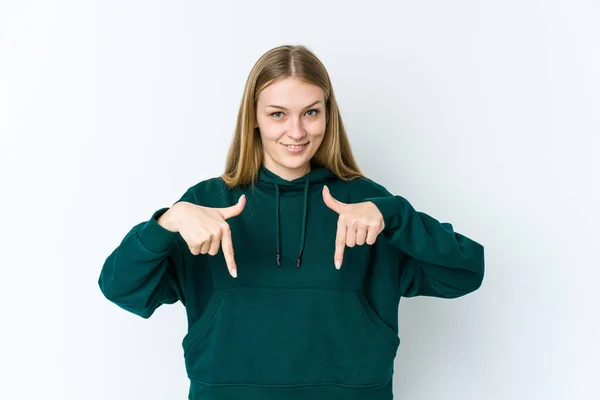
(287, 117), (306, 140)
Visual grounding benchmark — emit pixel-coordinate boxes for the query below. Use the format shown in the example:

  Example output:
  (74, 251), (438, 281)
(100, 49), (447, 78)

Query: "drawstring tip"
(276, 249), (281, 267)
(296, 249), (304, 269)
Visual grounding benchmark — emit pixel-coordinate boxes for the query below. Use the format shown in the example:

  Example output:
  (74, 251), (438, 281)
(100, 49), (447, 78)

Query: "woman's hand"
(158, 195), (246, 278)
(322, 186), (384, 270)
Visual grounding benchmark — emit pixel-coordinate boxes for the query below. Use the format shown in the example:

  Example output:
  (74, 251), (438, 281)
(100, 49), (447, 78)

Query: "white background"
(1, 1), (599, 399)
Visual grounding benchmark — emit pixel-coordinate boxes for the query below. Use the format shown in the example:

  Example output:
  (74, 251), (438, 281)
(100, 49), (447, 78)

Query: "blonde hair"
(221, 44), (364, 187)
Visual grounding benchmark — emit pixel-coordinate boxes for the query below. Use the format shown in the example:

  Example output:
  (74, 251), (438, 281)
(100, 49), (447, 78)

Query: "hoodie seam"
(187, 376), (392, 388)
(212, 286), (361, 292)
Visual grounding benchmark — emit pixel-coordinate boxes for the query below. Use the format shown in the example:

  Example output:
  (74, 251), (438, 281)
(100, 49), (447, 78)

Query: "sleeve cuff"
(136, 207), (178, 254)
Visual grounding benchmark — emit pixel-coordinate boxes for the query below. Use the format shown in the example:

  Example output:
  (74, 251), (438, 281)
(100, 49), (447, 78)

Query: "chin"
(278, 159), (307, 170)
(277, 154), (312, 168)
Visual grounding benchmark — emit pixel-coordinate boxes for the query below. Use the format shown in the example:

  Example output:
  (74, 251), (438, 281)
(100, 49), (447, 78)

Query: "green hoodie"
(99, 163), (484, 399)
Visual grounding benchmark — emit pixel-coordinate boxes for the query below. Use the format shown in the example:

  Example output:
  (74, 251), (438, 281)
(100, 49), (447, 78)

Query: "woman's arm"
(366, 191), (485, 299)
(98, 190), (193, 318)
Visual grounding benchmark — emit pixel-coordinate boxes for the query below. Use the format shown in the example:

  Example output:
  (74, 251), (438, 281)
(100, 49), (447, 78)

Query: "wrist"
(157, 206), (179, 232)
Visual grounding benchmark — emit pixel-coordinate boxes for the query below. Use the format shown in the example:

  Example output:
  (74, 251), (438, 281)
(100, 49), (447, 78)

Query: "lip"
(281, 142), (309, 146)
(281, 142), (309, 155)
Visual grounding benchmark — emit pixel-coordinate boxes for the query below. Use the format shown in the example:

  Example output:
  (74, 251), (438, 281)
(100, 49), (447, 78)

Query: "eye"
(305, 109), (320, 117)
(271, 111), (284, 119)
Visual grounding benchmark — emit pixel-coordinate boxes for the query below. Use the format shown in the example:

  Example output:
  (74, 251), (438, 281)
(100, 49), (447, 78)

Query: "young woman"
(99, 44), (485, 399)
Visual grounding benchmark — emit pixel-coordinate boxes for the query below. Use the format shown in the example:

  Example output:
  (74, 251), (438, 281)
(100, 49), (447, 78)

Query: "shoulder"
(341, 175), (394, 201)
(176, 176), (230, 206)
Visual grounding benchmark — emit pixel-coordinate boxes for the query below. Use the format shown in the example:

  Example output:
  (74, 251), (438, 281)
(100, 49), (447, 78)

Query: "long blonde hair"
(221, 44), (364, 187)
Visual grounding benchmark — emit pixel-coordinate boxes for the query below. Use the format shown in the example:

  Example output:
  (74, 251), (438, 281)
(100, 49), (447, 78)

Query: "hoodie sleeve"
(98, 189), (194, 318)
(365, 189), (484, 299)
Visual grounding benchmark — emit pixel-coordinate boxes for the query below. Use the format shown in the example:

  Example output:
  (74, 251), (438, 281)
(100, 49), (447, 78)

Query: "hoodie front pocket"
(181, 290), (226, 354)
(182, 287), (399, 387)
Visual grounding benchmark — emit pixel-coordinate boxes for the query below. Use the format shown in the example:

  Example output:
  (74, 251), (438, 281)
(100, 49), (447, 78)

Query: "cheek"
(257, 120), (281, 142)
(308, 120), (327, 139)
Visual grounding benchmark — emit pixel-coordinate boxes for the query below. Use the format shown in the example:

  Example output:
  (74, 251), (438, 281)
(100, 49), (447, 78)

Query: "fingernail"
(231, 268), (237, 278)
(335, 260), (341, 269)
(239, 194), (245, 202)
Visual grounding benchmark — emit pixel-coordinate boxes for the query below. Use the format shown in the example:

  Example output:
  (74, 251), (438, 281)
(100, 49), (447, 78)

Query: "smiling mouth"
(281, 143), (309, 149)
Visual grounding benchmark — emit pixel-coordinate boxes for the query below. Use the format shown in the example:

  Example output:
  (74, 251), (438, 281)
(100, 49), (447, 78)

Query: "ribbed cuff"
(136, 207), (178, 253)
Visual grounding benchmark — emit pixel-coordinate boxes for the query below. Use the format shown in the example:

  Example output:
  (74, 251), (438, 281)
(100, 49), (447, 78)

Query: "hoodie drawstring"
(275, 183), (281, 267)
(274, 180), (310, 269)
(297, 180), (309, 268)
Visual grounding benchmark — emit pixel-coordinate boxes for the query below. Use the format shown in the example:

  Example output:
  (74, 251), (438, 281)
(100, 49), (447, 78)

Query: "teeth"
(286, 144), (305, 149)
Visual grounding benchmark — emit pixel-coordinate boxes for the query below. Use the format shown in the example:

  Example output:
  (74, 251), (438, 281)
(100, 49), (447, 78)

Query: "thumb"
(218, 194), (246, 220)
(322, 185), (344, 214)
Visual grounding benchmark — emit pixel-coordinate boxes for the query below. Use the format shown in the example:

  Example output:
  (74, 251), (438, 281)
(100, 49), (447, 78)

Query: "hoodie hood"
(255, 163), (338, 269)
(255, 163), (337, 192)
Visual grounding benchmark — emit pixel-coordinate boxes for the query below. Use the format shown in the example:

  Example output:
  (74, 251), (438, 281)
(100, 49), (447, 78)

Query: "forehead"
(258, 77), (324, 107)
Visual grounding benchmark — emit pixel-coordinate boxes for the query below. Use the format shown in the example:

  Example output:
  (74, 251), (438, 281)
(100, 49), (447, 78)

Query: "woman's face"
(255, 77), (327, 181)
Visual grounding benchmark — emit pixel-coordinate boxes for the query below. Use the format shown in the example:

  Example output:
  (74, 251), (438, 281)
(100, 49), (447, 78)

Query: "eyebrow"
(265, 100), (323, 111)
